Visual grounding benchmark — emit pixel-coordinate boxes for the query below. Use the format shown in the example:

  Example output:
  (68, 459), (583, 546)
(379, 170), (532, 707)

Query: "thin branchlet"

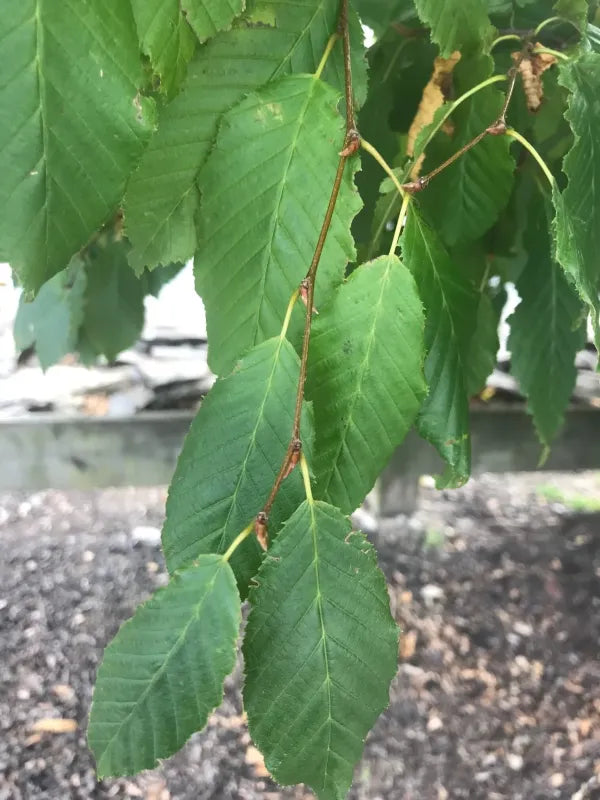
(402, 49), (527, 194)
(261, 0), (356, 521)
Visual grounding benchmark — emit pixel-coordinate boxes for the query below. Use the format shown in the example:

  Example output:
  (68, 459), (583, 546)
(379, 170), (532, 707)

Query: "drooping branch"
(260, 0), (358, 529)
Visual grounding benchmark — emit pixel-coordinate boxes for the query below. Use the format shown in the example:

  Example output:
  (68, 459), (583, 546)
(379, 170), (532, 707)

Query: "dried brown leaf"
(407, 52), (461, 178)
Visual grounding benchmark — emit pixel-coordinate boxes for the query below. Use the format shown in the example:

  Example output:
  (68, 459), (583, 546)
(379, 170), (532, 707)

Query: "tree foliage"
(2, 1), (599, 797)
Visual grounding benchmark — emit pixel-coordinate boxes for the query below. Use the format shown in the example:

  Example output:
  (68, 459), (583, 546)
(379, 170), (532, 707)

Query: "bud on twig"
(300, 279), (318, 315)
(255, 512), (269, 551)
(340, 129), (361, 157)
(283, 439), (302, 480)
(402, 177), (429, 194)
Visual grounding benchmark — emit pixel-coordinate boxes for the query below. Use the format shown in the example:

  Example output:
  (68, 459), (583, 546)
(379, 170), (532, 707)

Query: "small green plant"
(538, 483), (600, 512)
(1, 0), (599, 797)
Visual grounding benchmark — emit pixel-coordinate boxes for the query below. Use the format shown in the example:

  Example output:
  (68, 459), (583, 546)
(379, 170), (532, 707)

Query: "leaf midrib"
(251, 76), (319, 348)
(320, 259), (394, 501)
(414, 212), (470, 375)
(34, 0), (50, 273)
(308, 501), (334, 791)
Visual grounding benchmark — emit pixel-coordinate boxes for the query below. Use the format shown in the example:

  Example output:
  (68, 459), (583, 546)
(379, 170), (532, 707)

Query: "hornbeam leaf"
(14, 261), (87, 370)
(0, 1), (155, 292)
(130, 0), (197, 97)
(554, 52), (600, 341)
(195, 74), (361, 376)
(243, 500), (398, 800)
(124, 0), (366, 273)
(413, 0), (494, 57)
(420, 56), (515, 247)
(80, 240), (146, 363)
(181, 0), (246, 43)
(509, 196), (585, 447)
(306, 255), (426, 514)
(402, 206), (478, 487)
(466, 292), (500, 397)
(162, 336), (312, 595)
(89, 556), (240, 777)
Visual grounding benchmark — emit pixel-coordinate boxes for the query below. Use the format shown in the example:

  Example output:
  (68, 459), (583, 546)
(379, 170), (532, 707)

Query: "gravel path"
(1, 475), (599, 800)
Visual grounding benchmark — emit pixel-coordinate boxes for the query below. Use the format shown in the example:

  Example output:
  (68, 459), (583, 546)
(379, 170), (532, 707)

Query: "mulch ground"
(1, 474), (599, 800)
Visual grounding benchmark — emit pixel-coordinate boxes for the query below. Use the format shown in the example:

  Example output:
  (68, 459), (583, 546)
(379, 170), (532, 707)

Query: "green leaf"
(181, 0), (245, 42)
(0, 1), (155, 292)
(88, 555), (240, 777)
(554, 0), (590, 31)
(243, 500), (398, 800)
(162, 336), (312, 594)
(509, 195), (585, 447)
(124, 0), (366, 273)
(81, 239), (145, 362)
(14, 261), (87, 370)
(413, 0), (494, 56)
(195, 74), (361, 376)
(306, 255), (426, 514)
(466, 292), (500, 396)
(142, 262), (185, 297)
(554, 52), (600, 340)
(402, 206), (478, 487)
(420, 56), (516, 246)
(130, 0), (197, 97)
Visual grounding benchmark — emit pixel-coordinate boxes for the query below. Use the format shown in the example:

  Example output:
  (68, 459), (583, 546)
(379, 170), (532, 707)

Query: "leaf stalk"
(504, 128), (555, 187)
(389, 193), (412, 256)
(300, 453), (314, 504)
(315, 33), (340, 79)
(222, 521), (255, 562)
(491, 33), (523, 49)
(360, 139), (406, 200)
(280, 288), (300, 340)
(532, 46), (570, 62)
(534, 15), (580, 36)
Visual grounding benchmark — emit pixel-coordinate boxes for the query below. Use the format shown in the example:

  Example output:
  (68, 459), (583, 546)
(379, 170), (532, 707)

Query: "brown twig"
(499, 56), (523, 121)
(402, 52), (525, 194)
(261, 0), (356, 523)
(339, 0), (356, 133)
